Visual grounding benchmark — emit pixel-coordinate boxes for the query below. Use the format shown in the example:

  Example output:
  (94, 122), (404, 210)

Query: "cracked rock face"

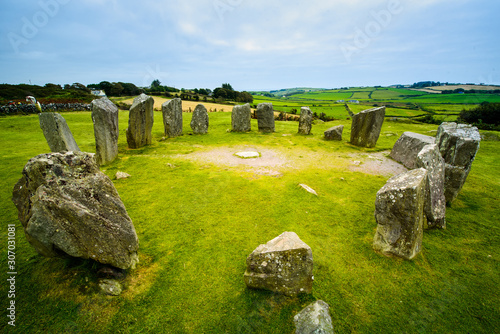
(126, 93), (154, 149)
(390, 132), (436, 169)
(12, 151), (139, 270)
(350, 106), (385, 148)
(231, 103), (251, 132)
(91, 97), (119, 165)
(163, 98), (184, 137)
(39, 112), (80, 152)
(294, 300), (334, 334)
(244, 232), (313, 296)
(256, 103), (275, 133)
(190, 104), (209, 135)
(298, 107), (313, 135)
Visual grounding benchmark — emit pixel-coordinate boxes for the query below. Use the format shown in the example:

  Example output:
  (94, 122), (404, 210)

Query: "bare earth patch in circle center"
(235, 151), (260, 159)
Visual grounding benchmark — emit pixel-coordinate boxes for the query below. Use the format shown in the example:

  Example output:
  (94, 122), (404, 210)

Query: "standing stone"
(435, 122), (481, 204)
(294, 300), (334, 334)
(298, 107), (313, 135)
(126, 93), (154, 149)
(417, 144), (446, 229)
(12, 151), (139, 270)
(256, 103), (275, 132)
(231, 103), (251, 132)
(190, 104), (209, 134)
(350, 106), (385, 148)
(244, 232), (313, 296)
(91, 97), (119, 165)
(373, 168), (428, 260)
(39, 112), (80, 152)
(162, 98), (183, 137)
(324, 125), (344, 141)
(390, 132), (436, 169)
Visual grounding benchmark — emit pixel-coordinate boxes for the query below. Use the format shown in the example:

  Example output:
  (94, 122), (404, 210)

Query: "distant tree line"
(0, 83), (93, 103)
(213, 83), (253, 103)
(411, 81), (448, 89)
(459, 102), (500, 130)
(87, 81), (144, 97)
(441, 88), (500, 94)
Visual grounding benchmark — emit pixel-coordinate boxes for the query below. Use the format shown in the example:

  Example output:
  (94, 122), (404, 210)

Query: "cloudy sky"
(1, 0), (499, 91)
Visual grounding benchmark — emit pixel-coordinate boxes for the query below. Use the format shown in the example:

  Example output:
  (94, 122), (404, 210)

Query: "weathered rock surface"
(39, 112), (80, 152)
(256, 103), (275, 132)
(162, 98), (183, 137)
(12, 151), (139, 270)
(435, 122), (481, 204)
(350, 106), (385, 148)
(126, 93), (154, 148)
(390, 132), (436, 169)
(324, 125), (343, 141)
(373, 168), (427, 260)
(115, 171), (131, 180)
(91, 97), (119, 165)
(231, 103), (251, 132)
(298, 107), (313, 135)
(244, 232), (313, 296)
(190, 104), (209, 134)
(294, 300), (334, 334)
(98, 278), (123, 296)
(417, 144), (446, 229)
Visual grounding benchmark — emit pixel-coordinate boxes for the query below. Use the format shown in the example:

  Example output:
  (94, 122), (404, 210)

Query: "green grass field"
(0, 110), (499, 333)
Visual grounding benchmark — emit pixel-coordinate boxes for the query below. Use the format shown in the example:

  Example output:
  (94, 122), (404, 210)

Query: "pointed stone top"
(254, 232), (310, 254)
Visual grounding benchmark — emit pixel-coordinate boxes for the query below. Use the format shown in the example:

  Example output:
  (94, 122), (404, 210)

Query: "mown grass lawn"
(0, 110), (499, 333)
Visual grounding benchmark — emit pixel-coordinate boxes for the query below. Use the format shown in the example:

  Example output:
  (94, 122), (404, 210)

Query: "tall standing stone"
(350, 106), (385, 148)
(244, 231), (313, 296)
(91, 97), (119, 165)
(162, 98), (183, 137)
(390, 132), (436, 169)
(126, 93), (154, 149)
(190, 104), (209, 134)
(231, 103), (251, 132)
(39, 112), (80, 152)
(435, 122), (481, 204)
(298, 107), (313, 135)
(373, 168), (428, 260)
(256, 103), (275, 132)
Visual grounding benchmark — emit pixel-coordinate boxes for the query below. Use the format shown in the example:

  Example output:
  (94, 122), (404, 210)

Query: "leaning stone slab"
(324, 125), (343, 141)
(244, 232), (313, 296)
(190, 104), (209, 134)
(126, 93), (154, 148)
(256, 103), (275, 132)
(390, 132), (435, 169)
(294, 300), (334, 334)
(231, 103), (251, 132)
(417, 144), (446, 229)
(162, 98), (183, 137)
(91, 97), (119, 165)
(39, 112), (80, 152)
(435, 122), (481, 204)
(350, 106), (385, 148)
(298, 107), (313, 135)
(12, 151), (139, 270)
(373, 168), (427, 260)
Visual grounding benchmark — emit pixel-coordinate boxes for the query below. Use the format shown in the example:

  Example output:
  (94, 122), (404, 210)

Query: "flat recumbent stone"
(235, 151), (260, 159)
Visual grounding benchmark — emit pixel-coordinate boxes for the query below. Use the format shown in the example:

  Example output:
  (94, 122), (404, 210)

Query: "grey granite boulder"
(162, 98), (183, 137)
(12, 151), (139, 270)
(417, 144), (446, 229)
(324, 125), (343, 141)
(256, 103), (275, 132)
(91, 97), (119, 165)
(373, 168), (428, 260)
(231, 103), (251, 132)
(126, 93), (154, 148)
(294, 300), (334, 334)
(390, 132), (436, 169)
(298, 107), (313, 135)
(350, 106), (385, 148)
(244, 232), (313, 296)
(39, 112), (80, 152)
(190, 104), (209, 134)
(435, 122), (481, 204)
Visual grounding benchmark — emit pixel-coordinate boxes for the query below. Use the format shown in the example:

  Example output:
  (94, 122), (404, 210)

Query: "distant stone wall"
(0, 103), (91, 115)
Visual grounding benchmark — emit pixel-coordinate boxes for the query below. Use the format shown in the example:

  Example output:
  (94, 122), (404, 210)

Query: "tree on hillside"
(222, 83), (234, 91)
(151, 79), (161, 89)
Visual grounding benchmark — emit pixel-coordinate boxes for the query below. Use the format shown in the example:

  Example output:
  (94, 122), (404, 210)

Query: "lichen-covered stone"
(350, 106), (385, 148)
(244, 232), (313, 296)
(294, 300), (334, 334)
(390, 132), (436, 169)
(12, 151), (139, 270)
(91, 97), (119, 165)
(373, 168), (428, 260)
(39, 112), (80, 152)
(98, 278), (123, 296)
(231, 103), (251, 132)
(190, 104), (209, 134)
(126, 93), (154, 148)
(298, 107), (313, 135)
(162, 98), (183, 137)
(324, 125), (343, 141)
(256, 103), (275, 132)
